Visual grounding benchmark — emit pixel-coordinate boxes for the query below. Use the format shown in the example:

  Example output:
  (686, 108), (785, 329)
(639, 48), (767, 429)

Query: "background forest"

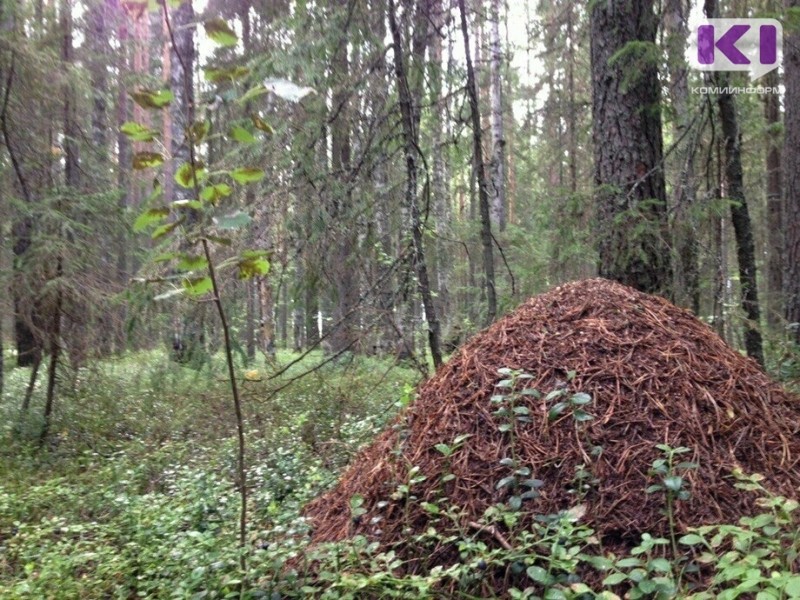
(1, 0), (800, 597)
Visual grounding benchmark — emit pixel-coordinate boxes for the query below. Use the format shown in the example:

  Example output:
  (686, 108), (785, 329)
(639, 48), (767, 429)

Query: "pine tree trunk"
(764, 69), (783, 331)
(590, 0), (672, 296)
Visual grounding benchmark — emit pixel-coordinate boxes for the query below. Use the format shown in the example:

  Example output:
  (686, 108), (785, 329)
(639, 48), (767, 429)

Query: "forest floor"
(0, 346), (799, 599)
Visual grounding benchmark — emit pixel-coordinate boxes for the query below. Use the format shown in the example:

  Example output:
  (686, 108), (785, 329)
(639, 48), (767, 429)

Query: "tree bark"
(388, 0), (443, 369)
(764, 69), (783, 331)
(665, 0), (700, 313)
(458, 0), (497, 325)
(590, 0), (672, 296)
(489, 0), (506, 231)
(785, 0), (800, 345)
(705, 0), (764, 367)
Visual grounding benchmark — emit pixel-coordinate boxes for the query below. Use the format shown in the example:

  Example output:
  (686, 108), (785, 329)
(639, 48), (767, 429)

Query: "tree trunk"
(665, 0), (700, 313)
(784, 0), (800, 345)
(388, 0), (443, 369)
(489, 0), (506, 231)
(704, 0), (764, 367)
(590, 0), (672, 296)
(764, 69), (783, 331)
(458, 0), (497, 325)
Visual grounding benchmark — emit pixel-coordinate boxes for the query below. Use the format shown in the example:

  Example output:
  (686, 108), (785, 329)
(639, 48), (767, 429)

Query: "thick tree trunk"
(784, 0), (800, 345)
(458, 0), (497, 324)
(590, 0), (672, 296)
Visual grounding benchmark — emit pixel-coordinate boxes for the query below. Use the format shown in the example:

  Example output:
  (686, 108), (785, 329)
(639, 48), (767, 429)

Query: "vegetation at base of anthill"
(2, 352), (799, 600)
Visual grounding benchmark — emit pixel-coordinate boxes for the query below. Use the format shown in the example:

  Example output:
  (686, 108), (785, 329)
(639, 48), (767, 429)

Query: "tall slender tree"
(785, 0), (800, 345)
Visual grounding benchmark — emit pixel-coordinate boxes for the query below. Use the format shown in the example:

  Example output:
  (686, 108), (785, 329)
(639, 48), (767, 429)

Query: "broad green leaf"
(120, 121), (159, 141)
(421, 502), (439, 514)
(183, 276), (213, 296)
(131, 88), (173, 109)
(214, 211), (251, 230)
(678, 533), (706, 546)
(204, 18), (237, 47)
(237, 256), (269, 280)
(571, 392), (592, 405)
(133, 151), (165, 170)
(648, 558), (672, 573)
(200, 183), (232, 204)
(230, 125), (256, 144)
(602, 573), (628, 586)
(526, 565), (551, 584)
(177, 254), (208, 271)
(263, 78), (315, 102)
(174, 162), (205, 188)
(230, 167), (265, 184)
(250, 114), (274, 134)
(133, 207), (170, 232)
(663, 476), (683, 492)
(204, 66), (249, 83)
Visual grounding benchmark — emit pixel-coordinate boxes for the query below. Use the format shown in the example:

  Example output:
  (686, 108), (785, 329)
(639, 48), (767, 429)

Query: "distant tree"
(590, 0), (672, 295)
(785, 0), (800, 345)
(704, 0), (764, 367)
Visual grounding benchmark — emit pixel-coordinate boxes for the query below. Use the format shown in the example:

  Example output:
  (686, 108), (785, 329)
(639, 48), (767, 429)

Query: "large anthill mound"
(304, 279), (800, 560)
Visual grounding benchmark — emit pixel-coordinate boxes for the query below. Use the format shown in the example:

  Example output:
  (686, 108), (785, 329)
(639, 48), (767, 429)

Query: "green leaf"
(120, 121), (159, 141)
(548, 402), (568, 420)
(602, 573), (628, 586)
(133, 151), (165, 170)
(526, 565), (551, 584)
(785, 575), (800, 596)
(648, 558), (672, 573)
(572, 410), (594, 422)
(176, 254), (208, 271)
(172, 199), (204, 210)
(508, 495), (522, 510)
(238, 85), (268, 105)
(230, 167), (265, 184)
(434, 443), (452, 457)
(214, 211), (251, 230)
(571, 392), (592, 405)
(204, 18), (238, 47)
(496, 476), (516, 490)
(175, 162), (205, 188)
(663, 476), (684, 492)
(182, 276), (213, 296)
(230, 125), (256, 144)
(133, 207), (170, 232)
(421, 502), (439, 514)
(251, 114), (274, 134)
(615, 558), (643, 568)
(204, 66), (249, 83)
(237, 255), (270, 280)
(678, 533), (706, 546)
(131, 88), (173, 109)
(152, 218), (183, 240)
(200, 184), (232, 204)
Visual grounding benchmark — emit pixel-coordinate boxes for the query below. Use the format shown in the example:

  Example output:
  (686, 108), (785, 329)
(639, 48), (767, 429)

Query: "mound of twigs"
(304, 278), (800, 561)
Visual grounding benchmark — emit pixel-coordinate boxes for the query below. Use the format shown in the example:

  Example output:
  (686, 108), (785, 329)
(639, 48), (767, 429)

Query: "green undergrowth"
(0, 354), (799, 599)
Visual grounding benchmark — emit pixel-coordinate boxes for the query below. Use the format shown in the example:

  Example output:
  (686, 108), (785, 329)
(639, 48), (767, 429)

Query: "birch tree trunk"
(489, 0), (505, 231)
